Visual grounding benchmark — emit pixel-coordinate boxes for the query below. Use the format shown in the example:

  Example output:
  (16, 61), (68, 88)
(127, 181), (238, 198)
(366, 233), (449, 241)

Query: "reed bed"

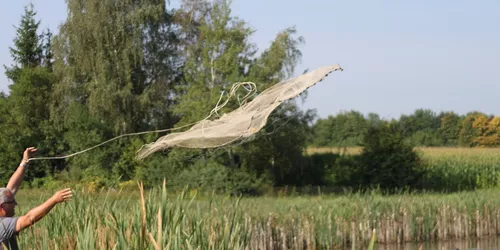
(10, 182), (500, 249)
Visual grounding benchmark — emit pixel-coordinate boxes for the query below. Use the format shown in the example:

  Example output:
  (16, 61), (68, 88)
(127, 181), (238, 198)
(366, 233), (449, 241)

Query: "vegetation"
(310, 109), (500, 148)
(307, 147), (500, 193)
(11, 182), (500, 249)
(1, 0), (499, 193)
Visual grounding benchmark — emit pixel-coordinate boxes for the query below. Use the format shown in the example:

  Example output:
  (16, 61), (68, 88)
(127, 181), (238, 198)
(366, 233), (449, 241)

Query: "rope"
(27, 81), (257, 162)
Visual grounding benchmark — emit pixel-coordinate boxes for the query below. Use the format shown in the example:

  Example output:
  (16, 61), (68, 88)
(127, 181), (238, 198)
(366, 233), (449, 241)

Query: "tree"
(50, 0), (179, 182)
(366, 112), (384, 128)
(41, 29), (54, 71)
(167, 0), (313, 190)
(173, 0), (256, 125)
(52, 0), (178, 133)
(0, 4), (57, 183)
(311, 111), (369, 147)
(473, 116), (500, 146)
(398, 109), (441, 146)
(311, 118), (334, 146)
(234, 27), (311, 186)
(4, 3), (44, 82)
(358, 124), (422, 191)
(459, 112), (486, 147)
(439, 111), (462, 146)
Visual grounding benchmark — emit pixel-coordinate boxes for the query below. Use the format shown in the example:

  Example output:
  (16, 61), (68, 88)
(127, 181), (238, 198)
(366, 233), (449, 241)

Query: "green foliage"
(398, 109), (442, 146)
(173, 0), (256, 124)
(41, 28), (54, 70)
(236, 104), (316, 187)
(311, 110), (386, 147)
(112, 138), (149, 181)
(61, 102), (114, 180)
(172, 159), (267, 195)
(52, 0), (174, 134)
(44, 0), (180, 185)
(310, 124), (425, 191)
(407, 129), (442, 146)
(0, 4), (57, 183)
(4, 4), (44, 81)
(319, 153), (359, 187)
(310, 108), (500, 148)
(167, 0), (312, 191)
(357, 125), (423, 190)
(439, 111), (462, 145)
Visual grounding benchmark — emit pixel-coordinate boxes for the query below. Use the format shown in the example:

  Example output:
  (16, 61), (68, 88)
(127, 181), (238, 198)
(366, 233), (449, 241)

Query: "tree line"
(1, 1), (496, 194)
(311, 109), (500, 148)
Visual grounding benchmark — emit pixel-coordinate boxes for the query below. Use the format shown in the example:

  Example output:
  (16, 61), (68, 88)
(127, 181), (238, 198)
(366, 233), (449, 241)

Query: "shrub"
(358, 124), (423, 191)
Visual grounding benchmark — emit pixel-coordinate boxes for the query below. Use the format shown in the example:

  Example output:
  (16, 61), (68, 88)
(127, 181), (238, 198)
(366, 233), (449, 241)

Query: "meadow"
(11, 147), (500, 249)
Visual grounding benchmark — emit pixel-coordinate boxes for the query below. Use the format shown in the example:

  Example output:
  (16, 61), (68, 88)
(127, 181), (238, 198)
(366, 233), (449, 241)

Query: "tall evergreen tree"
(0, 4), (56, 183)
(4, 3), (44, 82)
(42, 28), (54, 71)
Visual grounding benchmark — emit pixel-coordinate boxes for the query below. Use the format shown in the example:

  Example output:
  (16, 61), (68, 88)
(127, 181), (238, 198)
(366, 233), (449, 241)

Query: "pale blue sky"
(1, 0), (499, 119)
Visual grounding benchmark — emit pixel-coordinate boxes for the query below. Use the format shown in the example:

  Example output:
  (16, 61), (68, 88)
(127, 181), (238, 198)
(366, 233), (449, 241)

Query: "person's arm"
(7, 147), (37, 195)
(15, 188), (72, 232)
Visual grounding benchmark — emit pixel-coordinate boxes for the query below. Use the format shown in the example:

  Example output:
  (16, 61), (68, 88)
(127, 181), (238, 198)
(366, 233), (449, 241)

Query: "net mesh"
(136, 64), (343, 159)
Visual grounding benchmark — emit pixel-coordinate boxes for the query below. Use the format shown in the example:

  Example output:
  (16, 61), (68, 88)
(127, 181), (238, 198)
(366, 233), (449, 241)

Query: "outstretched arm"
(7, 147), (37, 195)
(15, 188), (72, 232)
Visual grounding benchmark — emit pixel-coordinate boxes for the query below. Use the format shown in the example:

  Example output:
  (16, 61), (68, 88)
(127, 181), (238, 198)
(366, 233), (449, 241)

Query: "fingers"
(23, 147), (37, 161)
(63, 193), (73, 201)
(51, 188), (71, 203)
(58, 189), (72, 196)
(59, 188), (72, 193)
(58, 188), (73, 202)
(25, 147), (37, 152)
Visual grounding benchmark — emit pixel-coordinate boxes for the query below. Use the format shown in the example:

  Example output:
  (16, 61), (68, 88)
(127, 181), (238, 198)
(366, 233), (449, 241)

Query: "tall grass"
(11, 181), (500, 249)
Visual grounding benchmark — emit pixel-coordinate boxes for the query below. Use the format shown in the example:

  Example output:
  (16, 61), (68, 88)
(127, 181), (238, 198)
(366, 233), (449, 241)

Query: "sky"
(1, 0), (499, 120)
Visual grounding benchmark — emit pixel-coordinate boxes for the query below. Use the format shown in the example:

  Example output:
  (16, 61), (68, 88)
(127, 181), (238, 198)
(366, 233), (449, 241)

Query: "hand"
(51, 188), (73, 203)
(22, 147), (37, 162)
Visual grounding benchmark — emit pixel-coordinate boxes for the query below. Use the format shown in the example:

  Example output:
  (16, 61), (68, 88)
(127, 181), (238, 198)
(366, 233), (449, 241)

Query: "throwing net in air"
(136, 64), (343, 159)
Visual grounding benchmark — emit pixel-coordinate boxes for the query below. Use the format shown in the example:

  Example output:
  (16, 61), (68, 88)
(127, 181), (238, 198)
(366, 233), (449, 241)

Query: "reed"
(12, 183), (500, 249)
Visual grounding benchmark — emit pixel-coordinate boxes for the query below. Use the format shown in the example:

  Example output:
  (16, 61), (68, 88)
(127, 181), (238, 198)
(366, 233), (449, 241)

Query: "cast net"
(136, 64), (343, 159)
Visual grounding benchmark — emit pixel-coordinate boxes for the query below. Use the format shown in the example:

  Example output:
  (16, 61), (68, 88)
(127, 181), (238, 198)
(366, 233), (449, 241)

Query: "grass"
(10, 181), (500, 249)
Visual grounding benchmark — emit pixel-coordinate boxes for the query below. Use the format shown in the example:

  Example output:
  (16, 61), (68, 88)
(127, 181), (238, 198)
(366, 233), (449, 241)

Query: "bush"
(358, 125), (423, 191)
(172, 159), (268, 196)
